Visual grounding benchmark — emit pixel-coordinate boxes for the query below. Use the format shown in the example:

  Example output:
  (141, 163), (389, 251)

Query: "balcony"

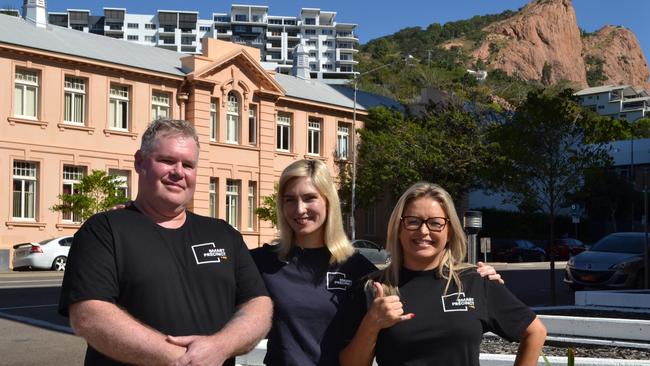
(267, 31), (282, 38)
(159, 26), (176, 34)
(622, 101), (647, 111)
(104, 23), (123, 33)
(336, 32), (358, 41)
(180, 28), (196, 35)
(337, 58), (358, 65)
(266, 42), (282, 50)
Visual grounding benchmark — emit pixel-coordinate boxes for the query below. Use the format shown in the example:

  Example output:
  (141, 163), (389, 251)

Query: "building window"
(109, 84), (129, 130)
(64, 77), (85, 124)
(248, 105), (257, 145)
(305, 29), (316, 35)
(365, 204), (376, 236)
(144, 35), (155, 42)
(14, 69), (39, 119)
(127, 23), (139, 29)
(304, 18), (316, 25)
(199, 26), (211, 32)
(306, 40), (316, 46)
(226, 92), (239, 143)
(151, 92), (170, 120)
(337, 124), (350, 160)
(226, 180), (239, 228)
(127, 35), (139, 41)
(210, 99), (218, 141)
(276, 113), (291, 151)
(209, 178), (217, 218)
(307, 117), (321, 155)
(109, 169), (130, 199)
(145, 23), (155, 29)
(248, 182), (256, 230)
(322, 29), (333, 35)
(62, 165), (85, 223)
(12, 161), (37, 220)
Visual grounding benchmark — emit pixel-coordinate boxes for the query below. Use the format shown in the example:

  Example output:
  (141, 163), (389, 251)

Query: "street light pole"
(349, 55), (413, 240)
(350, 76), (358, 241)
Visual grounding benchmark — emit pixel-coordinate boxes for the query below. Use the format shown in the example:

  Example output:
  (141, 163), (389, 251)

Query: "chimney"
(292, 43), (310, 80)
(23, 0), (47, 28)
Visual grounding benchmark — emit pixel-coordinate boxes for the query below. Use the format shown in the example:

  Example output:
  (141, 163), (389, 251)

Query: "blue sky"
(11, 0), (650, 61)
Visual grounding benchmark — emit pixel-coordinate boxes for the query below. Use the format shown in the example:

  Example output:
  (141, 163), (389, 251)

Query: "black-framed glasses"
(401, 216), (449, 232)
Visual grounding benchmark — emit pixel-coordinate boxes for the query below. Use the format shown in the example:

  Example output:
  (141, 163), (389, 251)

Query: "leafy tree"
(347, 104), (492, 209)
(631, 117), (650, 138)
(51, 170), (127, 222)
(485, 89), (628, 303)
(255, 184), (278, 227)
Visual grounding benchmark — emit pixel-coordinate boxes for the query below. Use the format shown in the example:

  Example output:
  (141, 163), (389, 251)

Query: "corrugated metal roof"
(275, 73), (402, 111)
(0, 14), (401, 111)
(574, 84), (630, 96)
(0, 13), (185, 77)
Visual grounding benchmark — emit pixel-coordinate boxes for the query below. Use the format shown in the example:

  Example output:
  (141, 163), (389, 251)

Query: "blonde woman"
(251, 162), (503, 366)
(340, 182), (546, 366)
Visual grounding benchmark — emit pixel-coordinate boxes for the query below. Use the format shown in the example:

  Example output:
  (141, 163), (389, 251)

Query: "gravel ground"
(480, 308), (650, 360)
(480, 336), (650, 359)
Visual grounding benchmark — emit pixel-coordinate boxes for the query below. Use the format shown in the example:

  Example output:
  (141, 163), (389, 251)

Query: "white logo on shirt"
(191, 242), (228, 264)
(441, 292), (475, 312)
(327, 272), (352, 290)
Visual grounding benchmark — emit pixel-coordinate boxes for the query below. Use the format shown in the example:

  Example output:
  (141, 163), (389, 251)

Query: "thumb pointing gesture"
(373, 281), (385, 299)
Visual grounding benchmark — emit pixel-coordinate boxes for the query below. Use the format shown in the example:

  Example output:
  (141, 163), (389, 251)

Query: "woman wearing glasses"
(340, 182), (546, 366)
(251, 162), (504, 366)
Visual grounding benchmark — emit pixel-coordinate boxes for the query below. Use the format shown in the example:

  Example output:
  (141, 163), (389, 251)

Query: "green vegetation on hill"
(354, 9), (543, 108)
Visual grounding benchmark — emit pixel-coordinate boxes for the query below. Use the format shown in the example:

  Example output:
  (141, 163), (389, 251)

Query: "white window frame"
(209, 178), (217, 218)
(337, 124), (350, 160)
(210, 99), (218, 141)
(12, 161), (37, 220)
(62, 166), (85, 223)
(226, 180), (239, 228)
(64, 77), (85, 124)
(14, 69), (39, 119)
(248, 105), (257, 146)
(226, 92), (240, 143)
(109, 84), (130, 130)
(276, 113), (291, 152)
(109, 169), (130, 199)
(247, 182), (256, 231)
(307, 118), (321, 155)
(151, 91), (170, 120)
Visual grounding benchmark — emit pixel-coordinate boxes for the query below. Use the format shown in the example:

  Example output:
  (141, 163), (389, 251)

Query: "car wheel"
(52, 256), (67, 271)
(569, 283), (584, 291)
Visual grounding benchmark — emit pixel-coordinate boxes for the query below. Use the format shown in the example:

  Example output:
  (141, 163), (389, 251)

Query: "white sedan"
(12, 236), (73, 271)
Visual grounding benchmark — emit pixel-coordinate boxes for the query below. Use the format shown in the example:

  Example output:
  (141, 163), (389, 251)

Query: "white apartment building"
(45, 4), (358, 81)
(575, 84), (650, 122)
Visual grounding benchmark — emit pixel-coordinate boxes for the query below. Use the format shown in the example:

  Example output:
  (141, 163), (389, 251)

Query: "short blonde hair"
(275, 159), (354, 264)
(383, 182), (473, 294)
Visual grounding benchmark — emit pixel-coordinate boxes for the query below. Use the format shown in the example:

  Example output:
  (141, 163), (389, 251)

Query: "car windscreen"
(590, 235), (646, 254)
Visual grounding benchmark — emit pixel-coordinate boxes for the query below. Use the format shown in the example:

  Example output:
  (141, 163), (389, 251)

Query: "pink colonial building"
(0, 10), (397, 266)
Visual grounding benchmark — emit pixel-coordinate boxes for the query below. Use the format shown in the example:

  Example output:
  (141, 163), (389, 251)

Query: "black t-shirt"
(58, 206), (268, 366)
(250, 244), (377, 366)
(342, 267), (536, 366)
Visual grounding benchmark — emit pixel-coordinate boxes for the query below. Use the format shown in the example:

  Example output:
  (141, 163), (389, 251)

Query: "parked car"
(549, 238), (587, 260)
(489, 239), (546, 263)
(352, 240), (391, 265)
(563, 232), (648, 290)
(12, 236), (73, 271)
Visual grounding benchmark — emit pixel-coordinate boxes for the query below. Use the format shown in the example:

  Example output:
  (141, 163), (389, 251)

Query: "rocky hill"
(464, 0), (649, 89)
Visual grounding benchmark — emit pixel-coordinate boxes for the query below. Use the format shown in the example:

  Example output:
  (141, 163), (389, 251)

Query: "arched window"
(226, 92), (239, 143)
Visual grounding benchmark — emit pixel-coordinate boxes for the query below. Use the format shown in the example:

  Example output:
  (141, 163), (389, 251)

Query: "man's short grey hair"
(140, 119), (200, 153)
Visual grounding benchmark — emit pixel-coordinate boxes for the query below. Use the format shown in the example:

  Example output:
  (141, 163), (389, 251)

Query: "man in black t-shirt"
(59, 119), (272, 366)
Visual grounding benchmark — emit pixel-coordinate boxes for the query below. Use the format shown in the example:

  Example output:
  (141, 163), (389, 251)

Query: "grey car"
(352, 240), (391, 266)
(563, 232), (648, 290)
